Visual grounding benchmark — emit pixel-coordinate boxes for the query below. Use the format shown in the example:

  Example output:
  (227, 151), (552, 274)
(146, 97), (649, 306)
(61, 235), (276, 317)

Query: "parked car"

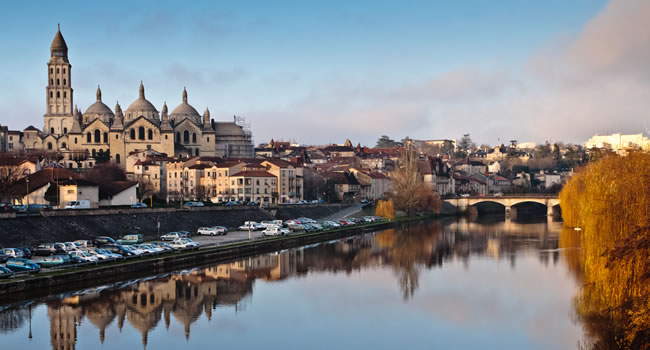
(27, 203), (52, 213)
(65, 200), (91, 209)
(63, 242), (78, 251)
(0, 266), (13, 278)
(131, 202), (148, 208)
(238, 222), (264, 231)
(122, 245), (146, 256)
(0, 248), (24, 259)
(103, 244), (135, 257)
(117, 234), (144, 245)
(262, 227), (290, 236)
(322, 221), (341, 229)
(34, 243), (59, 256)
(0, 202), (14, 213)
(0, 251), (9, 263)
(93, 248), (124, 260)
(135, 244), (160, 254)
(460, 193), (471, 198)
(287, 223), (305, 232)
(93, 236), (117, 247)
(161, 232), (185, 241)
(150, 242), (175, 252)
(197, 227), (221, 236)
(212, 226), (228, 235)
(74, 240), (91, 248)
(69, 251), (99, 263)
(183, 201), (204, 208)
(17, 247), (31, 259)
(6, 258), (40, 273)
(35, 254), (72, 267)
(225, 201), (242, 206)
(169, 238), (200, 249)
(494, 192), (504, 197)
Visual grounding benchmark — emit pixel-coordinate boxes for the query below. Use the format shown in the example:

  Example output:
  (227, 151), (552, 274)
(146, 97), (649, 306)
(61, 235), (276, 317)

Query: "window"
(61, 142), (67, 149)
(51, 127), (55, 134)
(138, 127), (145, 140)
(183, 131), (189, 143)
(116, 154), (120, 164)
(67, 190), (74, 194)
(176, 132), (180, 142)
(56, 68), (59, 74)
(86, 132), (91, 142)
(63, 79), (66, 86)
(94, 129), (100, 143)
(63, 68), (65, 74)
(74, 137), (77, 144)
(148, 129), (153, 140)
(195, 149), (199, 156)
(92, 149), (96, 157)
(50, 79), (53, 85)
(57, 79), (60, 85)
(207, 137), (210, 143)
(192, 133), (197, 143)
(103, 132), (108, 143)
(256, 180), (260, 185)
(165, 135), (168, 140)
(57, 91), (60, 98)
(50, 91), (53, 98)
(130, 129), (136, 139)
(47, 142), (53, 150)
(50, 68), (53, 74)
(63, 127), (67, 134)
(116, 134), (119, 140)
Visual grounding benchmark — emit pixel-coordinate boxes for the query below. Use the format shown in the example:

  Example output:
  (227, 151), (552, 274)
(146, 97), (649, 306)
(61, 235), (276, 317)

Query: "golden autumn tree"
(376, 199), (395, 219)
(390, 144), (441, 216)
(560, 152), (650, 349)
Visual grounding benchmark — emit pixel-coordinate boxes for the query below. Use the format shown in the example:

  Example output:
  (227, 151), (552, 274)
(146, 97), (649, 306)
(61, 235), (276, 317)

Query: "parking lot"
(190, 229), (268, 246)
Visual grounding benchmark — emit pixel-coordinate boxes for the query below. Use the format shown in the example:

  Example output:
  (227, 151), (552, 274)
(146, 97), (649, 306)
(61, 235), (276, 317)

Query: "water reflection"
(0, 217), (578, 349)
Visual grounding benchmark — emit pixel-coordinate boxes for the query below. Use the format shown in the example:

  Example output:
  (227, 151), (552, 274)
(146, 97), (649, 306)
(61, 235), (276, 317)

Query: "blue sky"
(3, 0), (649, 146)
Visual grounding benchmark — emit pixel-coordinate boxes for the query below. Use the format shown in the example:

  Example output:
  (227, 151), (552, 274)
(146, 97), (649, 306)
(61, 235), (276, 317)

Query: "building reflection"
(0, 217), (568, 349)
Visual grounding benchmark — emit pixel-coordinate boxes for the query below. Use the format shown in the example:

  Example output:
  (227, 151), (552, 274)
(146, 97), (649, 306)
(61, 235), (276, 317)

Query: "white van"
(65, 200), (91, 209)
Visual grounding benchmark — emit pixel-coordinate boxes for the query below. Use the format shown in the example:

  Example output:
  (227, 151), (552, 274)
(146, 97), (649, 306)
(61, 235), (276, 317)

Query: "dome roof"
(85, 86), (114, 116)
(126, 82), (158, 114)
(170, 88), (201, 124)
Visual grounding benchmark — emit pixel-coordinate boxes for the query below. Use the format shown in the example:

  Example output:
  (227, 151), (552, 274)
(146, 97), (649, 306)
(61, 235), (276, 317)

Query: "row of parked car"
(0, 232), (203, 277)
(233, 216), (385, 237)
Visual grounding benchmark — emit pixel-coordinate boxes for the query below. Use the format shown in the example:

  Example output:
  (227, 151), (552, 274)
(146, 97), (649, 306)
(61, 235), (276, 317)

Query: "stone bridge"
(443, 195), (560, 216)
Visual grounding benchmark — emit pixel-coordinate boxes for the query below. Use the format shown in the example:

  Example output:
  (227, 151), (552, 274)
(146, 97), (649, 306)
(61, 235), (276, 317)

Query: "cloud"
(249, 0), (650, 146)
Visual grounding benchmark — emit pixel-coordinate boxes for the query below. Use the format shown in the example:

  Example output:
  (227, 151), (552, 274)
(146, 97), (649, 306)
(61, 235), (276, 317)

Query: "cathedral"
(19, 26), (253, 168)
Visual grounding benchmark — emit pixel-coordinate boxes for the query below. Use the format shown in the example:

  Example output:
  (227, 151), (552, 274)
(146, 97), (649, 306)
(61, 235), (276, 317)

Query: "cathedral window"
(148, 129), (153, 140)
(165, 135), (168, 140)
(115, 135), (119, 140)
(92, 149), (96, 157)
(87, 132), (91, 143)
(116, 154), (120, 164)
(63, 127), (67, 134)
(51, 127), (55, 134)
(57, 91), (60, 98)
(63, 92), (66, 98)
(63, 68), (66, 74)
(94, 130), (100, 143)
(50, 91), (53, 98)
(63, 79), (66, 86)
(50, 68), (53, 74)
(183, 131), (189, 144)
(138, 127), (145, 140)
(57, 79), (60, 85)
(192, 133), (197, 143)
(103, 132), (108, 143)
(130, 129), (136, 140)
(56, 68), (59, 74)
(207, 137), (210, 143)
(47, 142), (53, 150)
(50, 79), (53, 85)
(74, 137), (77, 144)
(62, 142), (67, 149)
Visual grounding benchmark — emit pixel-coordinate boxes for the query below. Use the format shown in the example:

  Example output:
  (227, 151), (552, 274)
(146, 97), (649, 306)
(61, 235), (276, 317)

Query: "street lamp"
(26, 178), (29, 206)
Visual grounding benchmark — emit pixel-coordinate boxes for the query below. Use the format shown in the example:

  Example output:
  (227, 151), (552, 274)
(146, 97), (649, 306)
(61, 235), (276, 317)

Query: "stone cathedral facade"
(17, 26), (253, 168)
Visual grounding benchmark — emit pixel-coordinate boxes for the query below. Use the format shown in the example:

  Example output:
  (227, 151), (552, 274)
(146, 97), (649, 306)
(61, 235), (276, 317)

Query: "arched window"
(176, 132), (180, 142)
(130, 129), (136, 140)
(116, 154), (120, 164)
(87, 132), (91, 142)
(148, 129), (153, 140)
(51, 127), (55, 134)
(63, 127), (67, 134)
(57, 79), (60, 85)
(61, 142), (67, 149)
(138, 127), (145, 140)
(192, 133), (197, 143)
(47, 142), (53, 150)
(207, 137), (210, 143)
(50, 79), (53, 85)
(103, 132), (108, 143)
(63, 79), (67, 85)
(92, 149), (96, 157)
(56, 91), (60, 98)
(183, 130), (189, 144)
(63, 92), (66, 98)
(195, 149), (199, 156)
(94, 129), (100, 143)
(50, 92), (53, 98)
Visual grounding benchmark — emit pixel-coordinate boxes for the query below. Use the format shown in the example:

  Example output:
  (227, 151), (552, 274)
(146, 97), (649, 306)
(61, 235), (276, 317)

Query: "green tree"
(376, 135), (399, 148)
(552, 143), (561, 161)
(455, 134), (475, 158)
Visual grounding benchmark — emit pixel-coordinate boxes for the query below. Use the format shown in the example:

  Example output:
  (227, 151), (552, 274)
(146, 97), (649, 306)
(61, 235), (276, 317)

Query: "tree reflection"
(0, 308), (28, 334)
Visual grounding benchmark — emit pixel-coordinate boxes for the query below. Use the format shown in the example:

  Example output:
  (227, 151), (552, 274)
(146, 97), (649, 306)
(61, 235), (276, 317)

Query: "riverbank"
(0, 217), (418, 303)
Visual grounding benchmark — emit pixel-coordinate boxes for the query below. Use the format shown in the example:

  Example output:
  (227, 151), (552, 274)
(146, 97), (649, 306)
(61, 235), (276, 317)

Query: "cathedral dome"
(170, 88), (201, 125)
(125, 82), (159, 123)
(83, 86), (114, 124)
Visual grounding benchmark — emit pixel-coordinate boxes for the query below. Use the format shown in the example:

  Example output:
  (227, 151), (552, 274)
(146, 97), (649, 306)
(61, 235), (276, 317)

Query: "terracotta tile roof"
(9, 168), (79, 196)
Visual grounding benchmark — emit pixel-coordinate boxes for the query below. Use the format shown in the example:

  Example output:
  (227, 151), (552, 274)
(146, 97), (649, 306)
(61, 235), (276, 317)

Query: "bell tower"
(44, 24), (74, 136)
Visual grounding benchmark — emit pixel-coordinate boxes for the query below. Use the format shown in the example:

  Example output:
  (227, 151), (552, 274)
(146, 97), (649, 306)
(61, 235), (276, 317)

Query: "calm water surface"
(0, 217), (586, 349)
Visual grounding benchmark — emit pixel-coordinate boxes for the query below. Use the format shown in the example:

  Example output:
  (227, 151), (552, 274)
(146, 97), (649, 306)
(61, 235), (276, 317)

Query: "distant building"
(584, 133), (650, 154)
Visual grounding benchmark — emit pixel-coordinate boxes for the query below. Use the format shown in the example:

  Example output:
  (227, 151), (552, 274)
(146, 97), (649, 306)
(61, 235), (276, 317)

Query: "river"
(0, 216), (588, 349)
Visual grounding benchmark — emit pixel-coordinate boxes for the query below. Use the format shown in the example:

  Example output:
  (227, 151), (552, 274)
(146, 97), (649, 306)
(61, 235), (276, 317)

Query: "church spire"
(182, 87), (188, 103)
(96, 85), (102, 102)
(139, 81), (145, 99)
(50, 24), (68, 59)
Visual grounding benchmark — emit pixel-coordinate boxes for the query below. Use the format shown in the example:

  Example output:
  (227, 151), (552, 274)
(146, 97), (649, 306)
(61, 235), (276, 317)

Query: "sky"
(1, 0), (648, 147)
